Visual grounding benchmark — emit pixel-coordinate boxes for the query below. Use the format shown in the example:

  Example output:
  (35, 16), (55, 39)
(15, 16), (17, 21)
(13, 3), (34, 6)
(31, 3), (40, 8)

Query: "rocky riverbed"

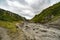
(0, 22), (60, 40)
(17, 22), (60, 40)
(0, 27), (27, 40)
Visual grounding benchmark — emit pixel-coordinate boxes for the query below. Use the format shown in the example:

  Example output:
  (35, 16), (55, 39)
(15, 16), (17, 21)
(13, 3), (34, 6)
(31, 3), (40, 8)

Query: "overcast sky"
(0, 0), (60, 19)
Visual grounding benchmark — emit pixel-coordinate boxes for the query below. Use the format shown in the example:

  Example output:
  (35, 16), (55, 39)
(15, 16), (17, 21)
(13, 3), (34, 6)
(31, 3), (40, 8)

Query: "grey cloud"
(9, 0), (28, 5)
(17, 0), (28, 5)
(20, 13), (33, 17)
(31, 0), (51, 13)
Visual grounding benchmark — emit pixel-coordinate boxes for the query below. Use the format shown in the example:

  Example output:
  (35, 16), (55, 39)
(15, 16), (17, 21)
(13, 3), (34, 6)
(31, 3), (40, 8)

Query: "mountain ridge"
(31, 2), (60, 24)
(0, 8), (24, 21)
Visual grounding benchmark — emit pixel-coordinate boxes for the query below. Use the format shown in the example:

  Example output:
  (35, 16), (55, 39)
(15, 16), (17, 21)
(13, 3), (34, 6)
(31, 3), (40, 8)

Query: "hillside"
(0, 8), (28, 40)
(0, 8), (24, 32)
(0, 8), (23, 21)
(31, 2), (60, 23)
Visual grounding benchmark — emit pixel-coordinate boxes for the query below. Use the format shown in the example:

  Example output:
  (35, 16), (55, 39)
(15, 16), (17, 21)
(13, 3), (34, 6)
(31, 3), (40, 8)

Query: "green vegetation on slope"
(0, 8), (24, 32)
(31, 2), (60, 23)
(0, 8), (23, 21)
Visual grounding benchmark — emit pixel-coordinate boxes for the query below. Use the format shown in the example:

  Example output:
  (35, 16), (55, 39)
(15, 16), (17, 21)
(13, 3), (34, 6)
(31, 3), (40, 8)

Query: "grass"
(0, 20), (22, 32)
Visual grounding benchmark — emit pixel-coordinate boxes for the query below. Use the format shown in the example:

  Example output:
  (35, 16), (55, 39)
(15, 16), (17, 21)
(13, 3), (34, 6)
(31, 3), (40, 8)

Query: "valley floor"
(17, 22), (60, 40)
(0, 22), (60, 40)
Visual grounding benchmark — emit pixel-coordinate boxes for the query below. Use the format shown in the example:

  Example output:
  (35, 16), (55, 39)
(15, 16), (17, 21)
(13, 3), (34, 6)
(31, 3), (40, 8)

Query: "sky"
(0, 0), (60, 19)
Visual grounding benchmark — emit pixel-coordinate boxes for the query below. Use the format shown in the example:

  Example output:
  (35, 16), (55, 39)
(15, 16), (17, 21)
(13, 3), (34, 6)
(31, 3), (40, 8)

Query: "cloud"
(25, 0), (37, 5)
(0, 0), (60, 19)
(6, 0), (34, 18)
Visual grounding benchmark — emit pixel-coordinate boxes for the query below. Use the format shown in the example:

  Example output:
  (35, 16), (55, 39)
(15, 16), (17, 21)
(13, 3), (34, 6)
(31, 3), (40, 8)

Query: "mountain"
(0, 8), (24, 21)
(31, 2), (60, 24)
(0, 8), (28, 40)
(0, 8), (25, 32)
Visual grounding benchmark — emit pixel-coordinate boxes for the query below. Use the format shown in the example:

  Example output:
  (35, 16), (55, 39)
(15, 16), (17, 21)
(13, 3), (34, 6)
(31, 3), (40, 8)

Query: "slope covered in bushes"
(0, 8), (24, 32)
(0, 8), (23, 21)
(31, 2), (60, 23)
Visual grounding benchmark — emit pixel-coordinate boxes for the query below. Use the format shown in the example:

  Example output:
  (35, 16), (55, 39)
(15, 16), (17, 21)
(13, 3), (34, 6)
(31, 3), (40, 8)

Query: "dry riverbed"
(17, 22), (60, 40)
(0, 22), (60, 40)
